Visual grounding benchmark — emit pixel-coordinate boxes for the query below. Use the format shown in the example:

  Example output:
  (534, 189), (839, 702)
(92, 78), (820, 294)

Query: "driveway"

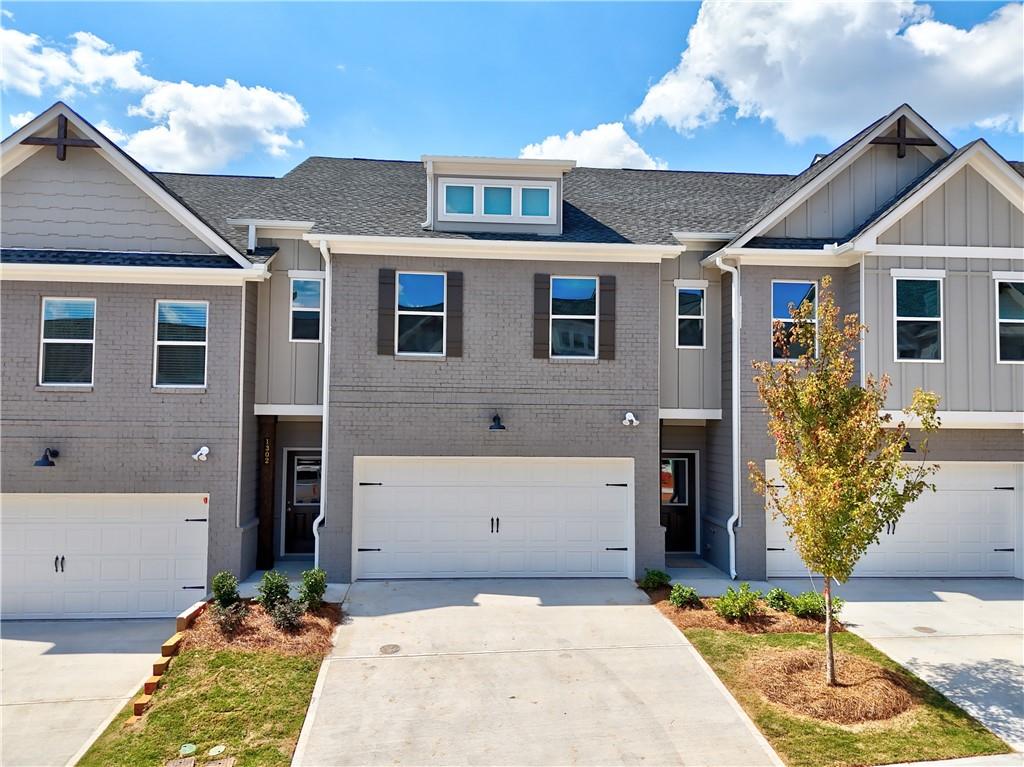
(1, 618), (173, 767)
(293, 579), (780, 767)
(773, 577), (1024, 752)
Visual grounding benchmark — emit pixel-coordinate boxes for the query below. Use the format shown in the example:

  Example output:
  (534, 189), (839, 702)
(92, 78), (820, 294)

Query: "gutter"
(715, 255), (741, 579)
(312, 239), (332, 570)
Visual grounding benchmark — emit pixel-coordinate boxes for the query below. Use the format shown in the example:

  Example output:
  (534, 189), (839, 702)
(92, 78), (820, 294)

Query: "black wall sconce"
(901, 437), (916, 454)
(34, 447), (60, 467)
(489, 414), (506, 431)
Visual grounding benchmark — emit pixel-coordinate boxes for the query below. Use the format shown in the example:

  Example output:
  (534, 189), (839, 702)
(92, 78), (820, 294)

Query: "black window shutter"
(533, 273), (550, 359)
(377, 268), (396, 355)
(599, 275), (616, 360)
(447, 271), (463, 357)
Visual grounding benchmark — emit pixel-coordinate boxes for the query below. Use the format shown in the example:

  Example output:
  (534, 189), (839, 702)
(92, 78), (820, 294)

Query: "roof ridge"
(153, 171), (277, 180)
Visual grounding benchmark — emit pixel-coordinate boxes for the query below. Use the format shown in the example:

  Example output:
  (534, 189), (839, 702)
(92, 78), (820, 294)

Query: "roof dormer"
(421, 155), (575, 235)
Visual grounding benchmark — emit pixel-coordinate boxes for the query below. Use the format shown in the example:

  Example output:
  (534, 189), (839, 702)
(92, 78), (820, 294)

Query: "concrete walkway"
(1, 618), (173, 767)
(293, 579), (781, 767)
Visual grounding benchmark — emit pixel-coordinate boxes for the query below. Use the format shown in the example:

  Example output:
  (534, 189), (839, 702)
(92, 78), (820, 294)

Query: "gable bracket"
(869, 116), (936, 159)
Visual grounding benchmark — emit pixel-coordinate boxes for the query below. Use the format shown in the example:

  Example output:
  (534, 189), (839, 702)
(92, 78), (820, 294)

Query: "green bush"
(714, 583), (762, 621)
(765, 587), (794, 612)
(211, 571), (240, 608)
(791, 590), (844, 620)
(638, 569), (671, 590)
(256, 569), (291, 610)
(270, 599), (304, 632)
(298, 568), (327, 610)
(210, 601), (249, 634)
(668, 584), (701, 609)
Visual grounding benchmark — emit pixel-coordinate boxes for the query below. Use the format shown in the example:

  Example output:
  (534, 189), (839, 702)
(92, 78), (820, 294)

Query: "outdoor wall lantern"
(33, 447), (60, 467)
(489, 414), (506, 431)
(191, 446), (210, 462)
(622, 412), (640, 427)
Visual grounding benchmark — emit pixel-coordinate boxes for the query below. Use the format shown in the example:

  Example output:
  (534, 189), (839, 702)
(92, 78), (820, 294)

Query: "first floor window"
(154, 300), (208, 386)
(551, 276), (598, 358)
(997, 280), (1024, 362)
(40, 297), (95, 385)
(290, 278), (322, 342)
(676, 287), (705, 348)
(771, 281), (816, 360)
(396, 272), (446, 355)
(895, 278), (942, 361)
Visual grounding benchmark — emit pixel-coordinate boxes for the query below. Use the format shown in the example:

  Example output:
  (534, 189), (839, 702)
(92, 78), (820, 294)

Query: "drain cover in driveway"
(913, 626), (937, 634)
(379, 644), (400, 655)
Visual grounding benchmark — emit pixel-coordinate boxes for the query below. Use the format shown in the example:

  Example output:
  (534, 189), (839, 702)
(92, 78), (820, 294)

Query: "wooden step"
(153, 656), (171, 676)
(144, 675), (162, 695)
(133, 693), (153, 716)
(176, 601), (207, 632)
(161, 632), (185, 657)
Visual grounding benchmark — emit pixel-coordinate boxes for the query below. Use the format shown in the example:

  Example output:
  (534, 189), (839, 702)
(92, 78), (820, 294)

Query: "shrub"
(668, 584), (701, 609)
(298, 568), (327, 610)
(211, 570), (240, 608)
(791, 591), (844, 621)
(210, 601), (249, 634)
(765, 587), (794, 612)
(638, 569), (671, 590)
(257, 569), (291, 610)
(714, 583), (762, 621)
(270, 598), (304, 632)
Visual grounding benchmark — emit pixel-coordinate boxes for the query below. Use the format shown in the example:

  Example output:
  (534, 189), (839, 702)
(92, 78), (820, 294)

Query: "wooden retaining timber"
(133, 600), (209, 720)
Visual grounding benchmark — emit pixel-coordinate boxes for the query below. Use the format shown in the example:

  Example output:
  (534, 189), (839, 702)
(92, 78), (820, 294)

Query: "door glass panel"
(294, 458), (321, 505)
(660, 458), (688, 505)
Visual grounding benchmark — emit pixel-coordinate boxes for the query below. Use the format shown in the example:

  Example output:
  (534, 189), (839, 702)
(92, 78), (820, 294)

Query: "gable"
(2, 141), (214, 254)
(878, 164), (1024, 248)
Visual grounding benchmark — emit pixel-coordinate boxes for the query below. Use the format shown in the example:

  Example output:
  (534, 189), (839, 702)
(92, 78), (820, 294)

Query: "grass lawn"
(686, 628), (1011, 767)
(78, 648), (322, 767)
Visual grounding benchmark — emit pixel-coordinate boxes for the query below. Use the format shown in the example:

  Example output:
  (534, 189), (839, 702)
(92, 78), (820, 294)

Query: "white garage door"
(1, 494), (209, 619)
(766, 463), (1020, 578)
(353, 457), (634, 579)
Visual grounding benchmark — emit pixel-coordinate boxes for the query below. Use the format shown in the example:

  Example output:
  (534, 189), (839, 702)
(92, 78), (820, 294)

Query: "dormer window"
(521, 187), (550, 217)
(438, 178), (558, 225)
(444, 184), (474, 215)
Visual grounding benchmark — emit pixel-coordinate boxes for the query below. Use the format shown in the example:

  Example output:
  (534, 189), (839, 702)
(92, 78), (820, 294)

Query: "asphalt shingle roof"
(0, 248), (242, 268)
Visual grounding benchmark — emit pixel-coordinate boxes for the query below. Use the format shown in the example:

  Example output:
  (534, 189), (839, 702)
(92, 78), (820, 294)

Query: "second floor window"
(895, 277), (942, 362)
(771, 281), (816, 360)
(396, 272), (446, 355)
(40, 297), (95, 386)
(996, 280), (1024, 363)
(676, 286), (705, 349)
(154, 300), (208, 387)
(550, 276), (598, 358)
(290, 278), (322, 342)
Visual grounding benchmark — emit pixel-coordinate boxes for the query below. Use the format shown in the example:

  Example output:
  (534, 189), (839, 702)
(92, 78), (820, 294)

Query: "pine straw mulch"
(647, 587), (844, 634)
(745, 648), (918, 725)
(182, 601), (342, 657)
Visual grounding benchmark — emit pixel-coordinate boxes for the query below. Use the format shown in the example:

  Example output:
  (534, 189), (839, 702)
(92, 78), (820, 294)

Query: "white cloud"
(520, 122), (666, 169)
(2, 9), (14, 19)
(8, 110), (34, 129)
(0, 29), (307, 171)
(631, 1), (1024, 142)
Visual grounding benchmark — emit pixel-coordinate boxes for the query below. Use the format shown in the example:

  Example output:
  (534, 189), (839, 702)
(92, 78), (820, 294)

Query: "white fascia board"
(0, 262), (267, 286)
(882, 410), (1024, 430)
(700, 248), (861, 268)
(867, 245), (1024, 260)
(672, 231), (737, 243)
(226, 219), (315, 230)
(306, 233), (681, 263)
(422, 155), (576, 177)
(254, 404), (323, 416)
(659, 408), (722, 420)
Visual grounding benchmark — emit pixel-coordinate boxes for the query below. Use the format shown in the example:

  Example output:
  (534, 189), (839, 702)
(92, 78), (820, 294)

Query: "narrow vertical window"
(550, 276), (598, 358)
(395, 272), (446, 355)
(895, 278), (942, 361)
(40, 297), (95, 385)
(290, 278), (322, 342)
(676, 287), (705, 349)
(771, 281), (817, 360)
(154, 300), (208, 387)
(996, 280), (1024, 363)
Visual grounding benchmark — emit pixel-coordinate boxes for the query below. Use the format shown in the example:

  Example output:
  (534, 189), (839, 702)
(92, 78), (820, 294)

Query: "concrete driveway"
(774, 577), (1024, 752)
(1, 618), (173, 767)
(293, 579), (780, 767)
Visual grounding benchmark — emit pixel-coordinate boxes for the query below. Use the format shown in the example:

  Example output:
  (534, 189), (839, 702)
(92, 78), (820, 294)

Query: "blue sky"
(2, 2), (1022, 177)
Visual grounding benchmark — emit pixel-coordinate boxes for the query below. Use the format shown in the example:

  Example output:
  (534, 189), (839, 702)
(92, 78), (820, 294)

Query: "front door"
(661, 454), (697, 553)
(285, 451), (320, 554)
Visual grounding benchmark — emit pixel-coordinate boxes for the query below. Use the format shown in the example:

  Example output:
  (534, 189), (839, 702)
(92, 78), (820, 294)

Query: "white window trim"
(770, 279), (818, 361)
(438, 177), (557, 225)
(893, 275), (944, 364)
(675, 285), (706, 350)
(995, 279), (1024, 365)
(549, 275), (599, 360)
(289, 277), (323, 343)
(38, 296), (96, 387)
(153, 299), (209, 388)
(394, 271), (447, 358)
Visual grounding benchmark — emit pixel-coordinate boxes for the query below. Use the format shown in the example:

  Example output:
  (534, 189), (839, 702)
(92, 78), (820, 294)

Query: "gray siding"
(321, 255), (661, 582)
(765, 145), (933, 239)
(879, 166), (1024, 247)
(0, 281), (252, 580)
(659, 253), (722, 411)
(863, 255), (1024, 411)
(254, 238), (325, 406)
(1, 148), (213, 253)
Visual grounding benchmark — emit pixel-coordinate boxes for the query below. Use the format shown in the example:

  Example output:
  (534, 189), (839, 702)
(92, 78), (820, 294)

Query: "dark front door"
(285, 451), (320, 554)
(660, 454), (697, 553)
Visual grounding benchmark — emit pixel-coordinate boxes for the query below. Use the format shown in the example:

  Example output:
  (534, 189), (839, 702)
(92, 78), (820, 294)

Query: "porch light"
(489, 414), (506, 431)
(34, 447), (60, 467)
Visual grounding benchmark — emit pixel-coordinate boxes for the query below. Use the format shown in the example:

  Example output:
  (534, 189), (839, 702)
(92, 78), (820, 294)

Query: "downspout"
(715, 255), (741, 579)
(313, 239), (332, 569)
(420, 160), (434, 230)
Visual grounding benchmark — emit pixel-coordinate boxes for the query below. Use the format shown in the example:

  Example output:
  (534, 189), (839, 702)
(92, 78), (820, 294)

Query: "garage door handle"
(767, 547), (785, 551)
(606, 483), (628, 487)
(491, 517), (494, 533)
(994, 548), (1015, 552)
(496, 517), (500, 533)
(54, 555), (59, 573)
(994, 487), (1015, 491)
(60, 556), (65, 573)
(358, 548), (381, 552)
(182, 585), (205, 590)
(605, 547), (628, 551)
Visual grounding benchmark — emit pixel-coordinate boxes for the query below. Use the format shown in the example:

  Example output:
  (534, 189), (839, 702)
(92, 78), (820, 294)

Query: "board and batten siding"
(2, 145), (213, 254)
(254, 238), (325, 406)
(863, 255), (1024, 412)
(764, 145), (934, 240)
(659, 253), (722, 411)
(878, 165), (1024, 247)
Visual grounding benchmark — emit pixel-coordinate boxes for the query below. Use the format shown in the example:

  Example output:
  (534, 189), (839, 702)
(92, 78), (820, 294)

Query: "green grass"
(78, 649), (322, 767)
(685, 629), (1010, 767)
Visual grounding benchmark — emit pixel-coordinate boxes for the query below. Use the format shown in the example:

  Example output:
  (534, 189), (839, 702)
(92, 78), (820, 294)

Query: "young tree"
(749, 275), (940, 686)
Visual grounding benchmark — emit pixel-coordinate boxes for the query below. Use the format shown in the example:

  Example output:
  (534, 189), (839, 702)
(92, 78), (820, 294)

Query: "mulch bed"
(745, 648), (918, 724)
(183, 601), (342, 657)
(647, 586), (844, 634)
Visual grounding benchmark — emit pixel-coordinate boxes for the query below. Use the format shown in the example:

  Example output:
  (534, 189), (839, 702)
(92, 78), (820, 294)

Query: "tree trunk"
(823, 580), (837, 686)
